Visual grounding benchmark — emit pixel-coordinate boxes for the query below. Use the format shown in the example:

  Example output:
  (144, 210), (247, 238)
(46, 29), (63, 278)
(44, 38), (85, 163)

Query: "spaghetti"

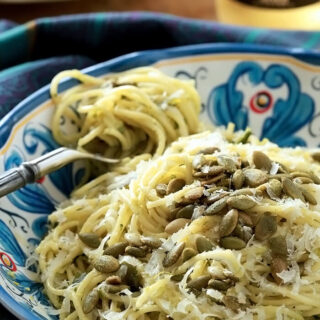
(37, 69), (320, 320)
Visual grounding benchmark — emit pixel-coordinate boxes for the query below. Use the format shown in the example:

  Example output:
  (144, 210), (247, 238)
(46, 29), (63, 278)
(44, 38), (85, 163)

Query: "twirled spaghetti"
(37, 120), (320, 319)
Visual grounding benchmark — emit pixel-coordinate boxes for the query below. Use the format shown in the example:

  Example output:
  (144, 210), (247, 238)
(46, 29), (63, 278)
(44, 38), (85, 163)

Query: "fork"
(0, 147), (119, 198)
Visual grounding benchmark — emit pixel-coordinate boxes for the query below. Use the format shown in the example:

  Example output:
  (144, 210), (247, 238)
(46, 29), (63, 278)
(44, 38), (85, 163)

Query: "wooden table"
(0, 0), (217, 23)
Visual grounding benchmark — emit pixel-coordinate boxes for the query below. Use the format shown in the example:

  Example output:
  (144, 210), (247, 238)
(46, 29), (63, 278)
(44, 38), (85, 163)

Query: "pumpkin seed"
(167, 178), (186, 194)
(232, 224), (244, 239)
(106, 275), (122, 285)
(165, 218), (189, 234)
(266, 179), (282, 198)
(232, 169), (245, 190)
(282, 178), (305, 201)
(125, 246), (146, 258)
(219, 209), (239, 237)
(204, 197), (228, 215)
(79, 233), (100, 248)
(255, 213), (277, 241)
(104, 242), (128, 257)
(199, 146), (220, 155)
(163, 242), (185, 267)
(206, 192), (229, 204)
(271, 173), (290, 180)
(241, 160), (250, 168)
(242, 226), (253, 242)
(269, 236), (287, 257)
(252, 151), (272, 171)
(83, 289), (99, 314)
(141, 236), (162, 249)
(308, 171), (320, 184)
(297, 252), (309, 263)
(99, 283), (129, 294)
(293, 177), (314, 184)
(194, 166), (224, 178)
(244, 168), (268, 187)
(170, 273), (185, 282)
(277, 162), (289, 173)
(187, 275), (211, 290)
(195, 235), (214, 253)
(290, 171), (312, 179)
(93, 255), (120, 273)
(217, 155), (238, 172)
(311, 151), (320, 162)
(182, 248), (197, 262)
(223, 296), (242, 312)
(118, 263), (141, 291)
(298, 186), (317, 205)
(184, 187), (204, 201)
(155, 184), (167, 196)
(208, 279), (232, 291)
(227, 195), (256, 210)
(231, 188), (255, 196)
(176, 205), (195, 219)
(238, 212), (253, 226)
(200, 173), (225, 186)
(220, 237), (246, 250)
(270, 256), (287, 285)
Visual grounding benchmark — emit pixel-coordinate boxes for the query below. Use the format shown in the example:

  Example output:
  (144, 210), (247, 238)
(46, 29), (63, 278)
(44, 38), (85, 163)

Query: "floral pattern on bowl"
(1, 43), (320, 319)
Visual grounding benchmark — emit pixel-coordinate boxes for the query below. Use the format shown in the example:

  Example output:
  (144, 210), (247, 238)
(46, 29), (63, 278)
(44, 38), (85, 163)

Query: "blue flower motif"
(207, 61), (315, 147)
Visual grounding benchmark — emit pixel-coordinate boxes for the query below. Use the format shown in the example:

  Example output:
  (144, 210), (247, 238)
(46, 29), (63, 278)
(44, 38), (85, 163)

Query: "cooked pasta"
(37, 119), (320, 320)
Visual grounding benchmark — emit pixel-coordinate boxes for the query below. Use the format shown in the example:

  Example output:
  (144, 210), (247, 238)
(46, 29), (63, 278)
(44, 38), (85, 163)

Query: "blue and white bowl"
(1, 43), (320, 319)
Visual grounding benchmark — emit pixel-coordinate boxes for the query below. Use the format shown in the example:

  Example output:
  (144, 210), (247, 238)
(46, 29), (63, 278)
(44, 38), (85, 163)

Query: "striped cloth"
(0, 11), (320, 319)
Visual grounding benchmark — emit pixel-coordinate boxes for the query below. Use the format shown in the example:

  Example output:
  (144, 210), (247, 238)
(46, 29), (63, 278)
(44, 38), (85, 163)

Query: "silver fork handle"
(0, 147), (118, 198)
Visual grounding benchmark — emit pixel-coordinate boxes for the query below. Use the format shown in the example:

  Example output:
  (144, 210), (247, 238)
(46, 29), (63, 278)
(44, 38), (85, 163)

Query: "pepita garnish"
(270, 256), (287, 285)
(163, 242), (185, 267)
(232, 169), (245, 190)
(167, 178), (186, 194)
(183, 187), (204, 201)
(194, 166), (224, 178)
(104, 242), (128, 257)
(266, 179), (282, 198)
(125, 246), (147, 258)
(298, 186), (317, 205)
(204, 197), (228, 215)
(238, 212), (253, 227)
(219, 209), (239, 237)
(311, 151), (320, 162)
(199, 146), (220, 154)
(195, 235), (214, 253)
(252, 150), (272, 171)
(244, 168), (268, 187)
(155, 184), (167, 196)
(83, 289), (99, 314)
(206, 191), (229, 204)
(93, 255), (120, 274)
(282, 177), (305, 201)
(217, 155), (238, 172)
(182, 247), (197, 262)
(220, 236), (246, 250)
(176, 205), (195, 219)
(100, 283), (129, 294)
(165, 218), (189, 234)
(308, 171), (320, 184)
(141, 236), (162, 249)
(118, 263), (141, 291)
(223, 296), (242, 312)
(255, 213), (277, 241)
(293, 177), (314, 184)
(106, 275), (122, 285)
(187, 275), (211, 291)
(268, 235), (287, 257)
(79, 233), (100, 248)
(208, 279), (233, 291)
(170, 273), (185, 282)
(227, 195), (256, 210)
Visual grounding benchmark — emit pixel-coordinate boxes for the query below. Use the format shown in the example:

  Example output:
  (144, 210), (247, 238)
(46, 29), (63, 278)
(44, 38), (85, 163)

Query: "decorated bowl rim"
(2, 42), (320, 319)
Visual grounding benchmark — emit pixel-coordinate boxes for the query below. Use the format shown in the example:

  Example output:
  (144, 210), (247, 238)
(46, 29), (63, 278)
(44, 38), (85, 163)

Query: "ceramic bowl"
(1, 43), (320, 319)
